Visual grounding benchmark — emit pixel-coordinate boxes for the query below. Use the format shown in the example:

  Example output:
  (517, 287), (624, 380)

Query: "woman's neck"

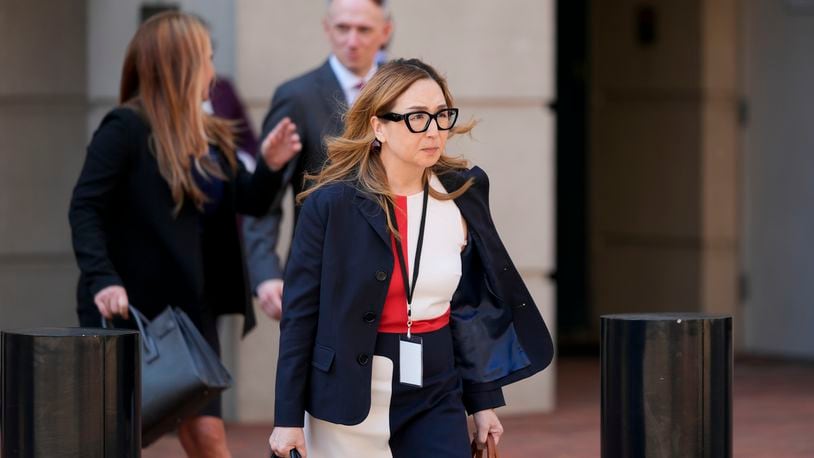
(385, 165), (425, 196)
(382, 155), (425, 196)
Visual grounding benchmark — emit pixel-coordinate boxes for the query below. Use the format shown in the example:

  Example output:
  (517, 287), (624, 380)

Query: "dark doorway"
(555, 0), (592, 353)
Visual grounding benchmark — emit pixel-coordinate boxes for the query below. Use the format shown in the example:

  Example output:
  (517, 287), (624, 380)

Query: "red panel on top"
(378, 195), (450, 334)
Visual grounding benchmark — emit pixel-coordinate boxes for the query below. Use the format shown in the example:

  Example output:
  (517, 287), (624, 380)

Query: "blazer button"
(357, 353), (370, 366)
(363, 311), (377, 323)
(375, 271), (387, 282)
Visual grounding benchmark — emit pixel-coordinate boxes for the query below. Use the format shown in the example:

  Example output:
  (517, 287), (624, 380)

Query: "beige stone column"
(589, 0), (740, 334)
(0, 1), (87, 329)
(699, 0), (740, 326)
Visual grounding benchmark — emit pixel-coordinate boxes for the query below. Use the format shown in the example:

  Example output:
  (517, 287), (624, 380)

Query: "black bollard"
(601, 313), (732, 458)
(1, 327), (140, 457)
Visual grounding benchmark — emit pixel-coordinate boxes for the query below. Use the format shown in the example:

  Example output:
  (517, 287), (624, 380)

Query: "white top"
(329, 54), (377, 105)
(402, 174), (467, 322)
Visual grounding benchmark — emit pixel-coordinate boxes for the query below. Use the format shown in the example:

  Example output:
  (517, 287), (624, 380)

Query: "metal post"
(601, 313), (732, 458)
(1, 327), (141, 457)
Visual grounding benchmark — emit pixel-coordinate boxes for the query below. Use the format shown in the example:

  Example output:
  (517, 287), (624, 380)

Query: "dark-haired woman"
(69, 12), (301, 457)
(268, 58), (553, 458)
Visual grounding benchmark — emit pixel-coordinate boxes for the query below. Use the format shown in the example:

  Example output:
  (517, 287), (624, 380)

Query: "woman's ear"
(370, 116), (385, 143)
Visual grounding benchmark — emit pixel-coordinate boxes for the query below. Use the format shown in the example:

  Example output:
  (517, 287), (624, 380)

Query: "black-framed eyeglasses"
(378, 108), (459, 133)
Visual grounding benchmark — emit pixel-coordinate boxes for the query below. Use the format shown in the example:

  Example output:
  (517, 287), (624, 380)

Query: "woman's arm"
(234, 118), (301, 216)
(272, 192), (326, 427)
(268, 191), (328, 458)
(69, 110), (134, 301)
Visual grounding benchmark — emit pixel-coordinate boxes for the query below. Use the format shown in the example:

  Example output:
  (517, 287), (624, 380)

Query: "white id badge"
(399, 335), (423, 387)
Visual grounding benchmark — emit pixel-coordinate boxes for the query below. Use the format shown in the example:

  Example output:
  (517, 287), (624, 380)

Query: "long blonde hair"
(298, 58), (475, 236)
(119, 11), (236, 214)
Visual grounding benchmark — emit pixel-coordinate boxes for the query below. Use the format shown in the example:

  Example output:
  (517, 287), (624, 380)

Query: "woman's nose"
(425, 119), (440, 136)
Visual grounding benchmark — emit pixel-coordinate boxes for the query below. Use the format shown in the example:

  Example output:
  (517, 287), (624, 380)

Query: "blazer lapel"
(316, 60), (347, 123)
(439, 167), (477, 218)
(438, 169), (468, 195)
(353, 190), (391, 248)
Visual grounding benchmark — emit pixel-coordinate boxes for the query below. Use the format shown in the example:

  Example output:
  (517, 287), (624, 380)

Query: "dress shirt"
(329, 54), (377, 105)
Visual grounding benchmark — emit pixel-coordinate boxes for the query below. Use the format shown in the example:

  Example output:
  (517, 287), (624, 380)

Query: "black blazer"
(274, 166), (554, 426)
(69, 107), (282, 334)
(243, 59), (347, 288)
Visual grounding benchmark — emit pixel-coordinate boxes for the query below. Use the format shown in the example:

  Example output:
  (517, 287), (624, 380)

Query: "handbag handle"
(101, 304), (159, 362)
(470, 433), (500, 458)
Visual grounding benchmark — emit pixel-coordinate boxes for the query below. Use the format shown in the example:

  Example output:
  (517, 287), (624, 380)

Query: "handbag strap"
(100, 304), (159, 361)
(470, 434), (499, 458)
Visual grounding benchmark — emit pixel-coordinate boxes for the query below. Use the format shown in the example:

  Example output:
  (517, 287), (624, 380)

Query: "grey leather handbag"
(104, 305), (232, 446)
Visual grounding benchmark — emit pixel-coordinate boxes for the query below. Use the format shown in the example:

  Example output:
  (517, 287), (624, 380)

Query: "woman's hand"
(269, 426), (306, 458)
(473, 409), (504, 447)
(261, 118), (301, 171)
(94, 285), (129, 320)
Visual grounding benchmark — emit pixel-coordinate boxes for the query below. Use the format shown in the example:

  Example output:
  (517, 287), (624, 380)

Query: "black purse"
(103, 305), (233, 446)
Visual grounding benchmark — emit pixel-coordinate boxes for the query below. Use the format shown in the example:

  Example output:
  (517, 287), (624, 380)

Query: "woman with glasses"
(268, 58), (553, 458)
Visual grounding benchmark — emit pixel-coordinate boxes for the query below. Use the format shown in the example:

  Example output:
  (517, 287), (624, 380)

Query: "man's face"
(324, 0), (392, 77)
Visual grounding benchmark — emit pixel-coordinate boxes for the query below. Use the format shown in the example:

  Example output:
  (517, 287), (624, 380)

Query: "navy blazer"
(274, 166), (554, 427)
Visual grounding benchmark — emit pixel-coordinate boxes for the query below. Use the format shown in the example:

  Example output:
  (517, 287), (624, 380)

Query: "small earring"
(371, 138), (382, 153)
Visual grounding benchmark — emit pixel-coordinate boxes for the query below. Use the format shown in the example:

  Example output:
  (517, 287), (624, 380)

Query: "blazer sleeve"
(274, 191), (326, 427)
(241, 86), (305, 287)
(463, 388), (506, 415)
(68, 109), (134, 296)
(242, 158), (299, 290)
(232, 152), (285, 217)
(242, 207), (285, 290)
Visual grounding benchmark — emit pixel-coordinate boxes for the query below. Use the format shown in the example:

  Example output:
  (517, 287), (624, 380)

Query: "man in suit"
(244, 0), (392, 320)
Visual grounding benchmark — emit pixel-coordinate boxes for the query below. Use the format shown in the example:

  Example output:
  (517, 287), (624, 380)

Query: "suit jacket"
(274, 166), (555, 427)
(243, 60), (346, 290)
(69, 107), (282, 335)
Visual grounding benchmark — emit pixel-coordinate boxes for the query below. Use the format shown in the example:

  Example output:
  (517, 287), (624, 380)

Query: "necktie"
(349, 80), (366, 104)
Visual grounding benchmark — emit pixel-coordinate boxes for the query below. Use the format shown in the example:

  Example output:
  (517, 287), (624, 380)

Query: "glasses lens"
(406, 112), (431, 132)
(436, 109), (458, 130)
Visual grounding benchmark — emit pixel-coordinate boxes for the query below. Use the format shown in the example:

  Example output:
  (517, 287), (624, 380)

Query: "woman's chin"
(417, 150), (442, 167)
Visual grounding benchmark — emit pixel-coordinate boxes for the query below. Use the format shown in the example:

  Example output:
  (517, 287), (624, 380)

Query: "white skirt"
(304, 355), (395, 458)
